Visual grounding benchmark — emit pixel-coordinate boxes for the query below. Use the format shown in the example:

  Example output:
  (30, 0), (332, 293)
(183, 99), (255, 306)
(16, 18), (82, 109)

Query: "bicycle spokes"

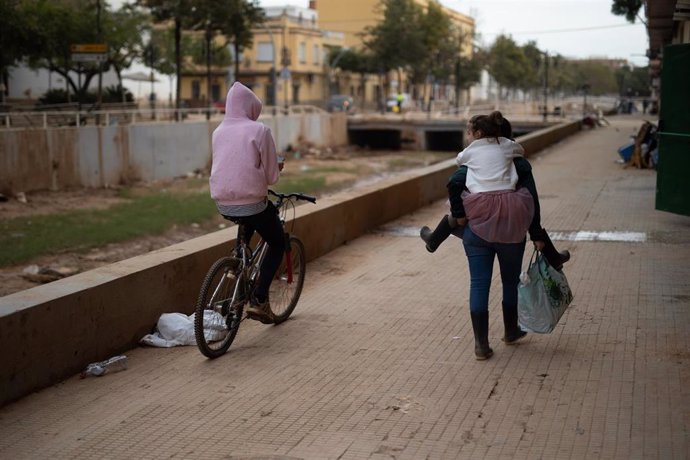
(285, 250), (293, 284)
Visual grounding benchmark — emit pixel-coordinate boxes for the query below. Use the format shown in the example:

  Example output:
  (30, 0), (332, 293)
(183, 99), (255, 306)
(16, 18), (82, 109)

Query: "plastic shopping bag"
(518, 250), (573, 333)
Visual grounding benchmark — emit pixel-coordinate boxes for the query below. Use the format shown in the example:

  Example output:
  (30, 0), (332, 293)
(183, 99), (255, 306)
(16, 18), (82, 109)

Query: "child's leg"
(420, 215), (457, 253)
(450, 217), (467, 238)
(540, 229), (570, 270)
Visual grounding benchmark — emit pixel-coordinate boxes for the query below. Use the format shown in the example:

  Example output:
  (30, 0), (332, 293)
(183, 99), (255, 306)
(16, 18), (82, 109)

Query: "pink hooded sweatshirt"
(210, 82), (280, 206)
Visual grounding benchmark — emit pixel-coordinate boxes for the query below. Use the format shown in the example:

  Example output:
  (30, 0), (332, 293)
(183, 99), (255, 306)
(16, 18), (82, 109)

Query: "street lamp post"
(205, 19), (212, 121)
(281, 46), (291, 113)
(581, 83), (590, 118)
(96, 0), (103, 112)
(542, 51), (549, 122)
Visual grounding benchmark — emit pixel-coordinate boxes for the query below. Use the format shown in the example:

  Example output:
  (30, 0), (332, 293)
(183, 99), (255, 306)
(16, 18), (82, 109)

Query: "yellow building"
(314, 0), (475, 109)
(180, 5), (345, 109)
(239, 5), (345, 107)
(315, 0), (474, 54)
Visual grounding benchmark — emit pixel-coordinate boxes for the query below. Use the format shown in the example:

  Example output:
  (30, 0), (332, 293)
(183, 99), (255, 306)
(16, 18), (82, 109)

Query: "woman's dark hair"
(468, 111), (506, 141)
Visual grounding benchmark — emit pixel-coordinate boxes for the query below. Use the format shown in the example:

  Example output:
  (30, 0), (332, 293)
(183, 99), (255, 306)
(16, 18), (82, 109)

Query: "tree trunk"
(175, 16), (181, 121)
(206, 28), (212, 121)
(234, 41), (240, 83)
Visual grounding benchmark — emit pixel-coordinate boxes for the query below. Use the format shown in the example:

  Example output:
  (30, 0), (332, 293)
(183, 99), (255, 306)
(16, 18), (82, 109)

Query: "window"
(298, 42), (306, 64)
(192, 80), (200, 100)
(256, 42), (274, 63)
(313, 44), (319, 64)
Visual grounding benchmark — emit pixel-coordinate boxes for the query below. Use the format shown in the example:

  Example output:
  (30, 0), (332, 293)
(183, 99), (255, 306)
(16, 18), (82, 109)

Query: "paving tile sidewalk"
(1, 116), (689, 459)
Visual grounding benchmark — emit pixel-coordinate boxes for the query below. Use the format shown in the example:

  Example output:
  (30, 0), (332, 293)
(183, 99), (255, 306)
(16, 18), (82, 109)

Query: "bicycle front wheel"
(194, 257), (243, 358)
(269, 236), (306, 324)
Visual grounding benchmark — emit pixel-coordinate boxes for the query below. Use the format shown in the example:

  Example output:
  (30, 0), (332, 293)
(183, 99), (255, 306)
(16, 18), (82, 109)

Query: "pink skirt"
(462, 188), (535, 243)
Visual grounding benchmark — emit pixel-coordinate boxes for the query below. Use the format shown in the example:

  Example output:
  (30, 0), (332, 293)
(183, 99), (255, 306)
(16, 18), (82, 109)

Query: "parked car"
(327, 95), (355, 113)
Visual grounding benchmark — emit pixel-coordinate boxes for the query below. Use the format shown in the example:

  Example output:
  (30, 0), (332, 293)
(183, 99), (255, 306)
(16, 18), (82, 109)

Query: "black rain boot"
(470, 311), (493, 360)
(502, 302), (527, 345)
(420, 215), (453, 253)
(540, 229), (570, 271)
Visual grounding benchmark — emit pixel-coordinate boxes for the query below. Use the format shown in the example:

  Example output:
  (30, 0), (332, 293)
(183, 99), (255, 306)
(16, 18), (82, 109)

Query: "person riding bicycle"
(210, 81), (284, 324)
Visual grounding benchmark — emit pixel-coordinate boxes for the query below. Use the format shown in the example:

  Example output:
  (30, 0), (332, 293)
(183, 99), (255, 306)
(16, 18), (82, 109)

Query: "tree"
(487, 35), (531, 98)
(216, 0), (264, 83)
(188, 36), (232, 68)
(138, 0), (198, 114)
(140, 0), (263, 114)
(615, 64), (650, 96)
(519, 41), (542, 97)
(327, 47), (376, 104)
(454, 54), (482, 106)
(611, 0), (644, 23)
(144, 27), (192, 106)
(568, 60), (618, 95)
(15, 1), (147, 106)
(412, 1), (452, 84)
(0, 0), (41, 101)
(363, 0), (426, 92)
(105, 4), (150, 100)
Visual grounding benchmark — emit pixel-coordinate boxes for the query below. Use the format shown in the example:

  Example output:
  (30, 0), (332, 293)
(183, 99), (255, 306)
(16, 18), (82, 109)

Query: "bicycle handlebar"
(268, 189), (317, 205)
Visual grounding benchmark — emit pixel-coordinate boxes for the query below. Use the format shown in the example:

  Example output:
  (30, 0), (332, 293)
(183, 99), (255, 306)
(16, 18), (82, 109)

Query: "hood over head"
(225, 82), (262, 120)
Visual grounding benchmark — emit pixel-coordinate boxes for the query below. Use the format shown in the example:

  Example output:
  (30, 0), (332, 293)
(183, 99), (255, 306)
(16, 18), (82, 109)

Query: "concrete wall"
(0, 113), (347, 194)
(0, 120), (580, 407)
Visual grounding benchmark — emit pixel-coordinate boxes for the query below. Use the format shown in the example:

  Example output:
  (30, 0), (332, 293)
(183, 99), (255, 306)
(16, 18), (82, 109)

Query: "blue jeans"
(462, 226), (526, 314)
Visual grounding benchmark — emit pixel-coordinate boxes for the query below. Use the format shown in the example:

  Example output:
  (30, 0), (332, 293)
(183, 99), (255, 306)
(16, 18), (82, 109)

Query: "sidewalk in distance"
(0, 116), (688, 459)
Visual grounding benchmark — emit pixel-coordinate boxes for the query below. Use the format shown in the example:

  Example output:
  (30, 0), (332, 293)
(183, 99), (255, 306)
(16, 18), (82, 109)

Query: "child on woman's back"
(420, 111), (570, 270)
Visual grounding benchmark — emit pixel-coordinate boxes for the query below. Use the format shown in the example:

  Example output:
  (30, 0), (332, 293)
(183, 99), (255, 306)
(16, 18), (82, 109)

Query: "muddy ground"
(0, 148), (453, 297)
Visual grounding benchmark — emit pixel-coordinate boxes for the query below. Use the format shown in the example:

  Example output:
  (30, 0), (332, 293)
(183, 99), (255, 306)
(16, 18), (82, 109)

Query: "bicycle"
(194, 190), (316, 358)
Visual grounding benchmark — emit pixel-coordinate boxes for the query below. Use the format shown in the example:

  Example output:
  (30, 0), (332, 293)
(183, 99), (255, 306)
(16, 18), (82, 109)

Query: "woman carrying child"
(420, 112), (569, 360)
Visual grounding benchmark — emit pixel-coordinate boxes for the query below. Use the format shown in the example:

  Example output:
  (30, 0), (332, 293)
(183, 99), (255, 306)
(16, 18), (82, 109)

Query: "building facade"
(179, 0), (476, 111)
(180, 5), (345, 110)
(644, 0), (690, 102)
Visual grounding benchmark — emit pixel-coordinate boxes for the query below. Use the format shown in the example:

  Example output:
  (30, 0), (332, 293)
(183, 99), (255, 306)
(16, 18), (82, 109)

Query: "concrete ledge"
(519, 119), (582, 155)
(0, 120), (581, 406)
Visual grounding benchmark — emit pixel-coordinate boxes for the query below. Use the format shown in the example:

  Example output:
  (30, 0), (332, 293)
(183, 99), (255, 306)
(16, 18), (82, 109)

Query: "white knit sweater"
(455, 137), (525, 193)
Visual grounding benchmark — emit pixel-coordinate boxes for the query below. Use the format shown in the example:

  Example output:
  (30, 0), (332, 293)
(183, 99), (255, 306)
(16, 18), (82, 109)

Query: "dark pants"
(227, 202), (285, 301)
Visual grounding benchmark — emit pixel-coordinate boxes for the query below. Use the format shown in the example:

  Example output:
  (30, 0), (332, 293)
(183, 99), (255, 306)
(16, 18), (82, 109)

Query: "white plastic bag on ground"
(140, 313), (194, 347)
(140, 311), (227, 347)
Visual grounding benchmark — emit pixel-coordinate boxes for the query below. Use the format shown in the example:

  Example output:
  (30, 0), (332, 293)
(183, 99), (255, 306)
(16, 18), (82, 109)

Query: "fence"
(0, 109), (347, 193)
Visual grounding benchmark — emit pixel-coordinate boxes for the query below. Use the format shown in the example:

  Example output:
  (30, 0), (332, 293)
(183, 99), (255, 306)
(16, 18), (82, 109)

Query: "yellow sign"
(70, 44), (108, 53)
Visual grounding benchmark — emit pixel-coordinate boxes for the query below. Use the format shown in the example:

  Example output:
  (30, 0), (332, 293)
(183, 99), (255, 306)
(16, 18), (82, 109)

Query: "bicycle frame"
(194, 189), (316, 358)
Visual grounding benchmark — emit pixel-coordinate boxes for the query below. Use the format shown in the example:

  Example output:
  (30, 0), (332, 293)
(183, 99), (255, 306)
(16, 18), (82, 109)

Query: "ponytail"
(468, 111), (504, 140)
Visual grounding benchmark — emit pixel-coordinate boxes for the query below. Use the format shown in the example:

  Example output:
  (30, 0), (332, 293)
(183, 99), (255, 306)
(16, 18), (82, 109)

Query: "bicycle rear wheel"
(270, 236), (306, 324)
(194, 257), (244, 358)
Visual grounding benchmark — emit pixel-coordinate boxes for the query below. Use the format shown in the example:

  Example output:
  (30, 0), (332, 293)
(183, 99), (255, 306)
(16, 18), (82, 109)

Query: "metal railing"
(0, 104), (329, 129)
(0, 107), (218, 129)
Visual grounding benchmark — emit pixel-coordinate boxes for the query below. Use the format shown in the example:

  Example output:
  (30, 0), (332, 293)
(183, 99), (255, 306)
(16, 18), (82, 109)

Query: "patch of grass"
(304, 166), (358, 174)
(0, 191), (216, 266)
(273, 175), (327, 195)
(2, 151), (453, 268)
